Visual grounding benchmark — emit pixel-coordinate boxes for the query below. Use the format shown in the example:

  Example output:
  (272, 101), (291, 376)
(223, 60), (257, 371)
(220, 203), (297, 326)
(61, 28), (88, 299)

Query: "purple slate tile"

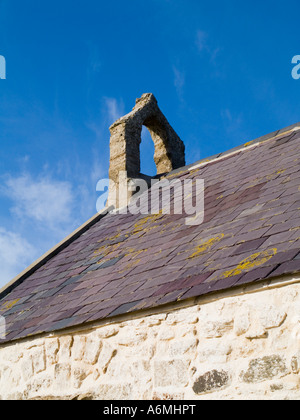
(182, 272), (214, 288)
(86, 306), (120, 323)
(180, 283), (217, 300)
(269, 260), (300, 277)
(237, 266), (277, 285)
(234, 238), (268, 255)
(156, 288), (191, 306)
(262, 230), (296, 247)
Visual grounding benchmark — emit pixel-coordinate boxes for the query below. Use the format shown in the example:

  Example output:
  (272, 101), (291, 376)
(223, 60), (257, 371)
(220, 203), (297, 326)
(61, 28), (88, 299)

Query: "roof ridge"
(164, 122), (300, 178)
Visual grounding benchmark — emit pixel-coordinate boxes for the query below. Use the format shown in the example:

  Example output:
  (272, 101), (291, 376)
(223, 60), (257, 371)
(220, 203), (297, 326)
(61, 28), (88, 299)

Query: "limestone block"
(198, 340), (232, 364)
(0, 365), (20, 390)
(166, 308), (199, 325)
(98, 342), (117, 374)
(234, 310), (250, 336)
(169, 338), (199, 357)
(144, 314), (167, 327)
(154, 359), (189, 387)
(45, 338), (59, 365)
(31, 347), (46, 374)
(98, 327), (119, 339)
(95, 384), (133, 400)
(20, 357), (34, 382)
(158, 329), (175, 341)
(72, 336), (86, 361)
(83, 336), (102, 365)
(291, 352), (300, 374)
(246, 326), (268, 340)
(58, 336), (73, 361)
(241, 355), (288, 383)
(117, 329), (147, 346)
(54, 363), (71, 389)
(152, 391), (185, 400)
(73, 367), (92, 389)
(106, 357), (151, 385)
(27, 373), (52, 397)
(3, 346), (23, 363)
(201, 318), (234, 339)
(259, 306), (287, 330)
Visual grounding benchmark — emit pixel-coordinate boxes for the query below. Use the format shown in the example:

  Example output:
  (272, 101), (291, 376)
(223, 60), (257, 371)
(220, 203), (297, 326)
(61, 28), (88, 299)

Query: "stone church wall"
(1, 276), (300, 400)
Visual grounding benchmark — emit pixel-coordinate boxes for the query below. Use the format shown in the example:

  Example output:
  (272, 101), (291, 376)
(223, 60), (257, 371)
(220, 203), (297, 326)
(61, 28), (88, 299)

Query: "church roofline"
(0, 121), (299, 301)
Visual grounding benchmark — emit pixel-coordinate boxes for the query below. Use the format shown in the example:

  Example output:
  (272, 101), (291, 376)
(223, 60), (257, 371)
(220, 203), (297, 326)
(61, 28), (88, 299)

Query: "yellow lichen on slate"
(1, 299), (20, 311)
(189, 234), (225, 259)
(222, 248), (278, 278)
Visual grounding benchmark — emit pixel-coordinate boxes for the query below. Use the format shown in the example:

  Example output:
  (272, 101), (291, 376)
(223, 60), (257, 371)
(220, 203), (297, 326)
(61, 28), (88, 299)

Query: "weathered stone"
(241, 355), (288, 383)
(144, 314), (167, 327)
(259, 306), (287, 330)
(193, 370), (230, 394)
(201, 318), (233, 339)
(72, 336), (86, 361)
(27, 373), (52, 396)
(198, 341), (232, 364)
(270, 383), (284, 392)
(107, 93), (185, 208)
(83, 336), (102, 365)
(98, 327), (119, 339)
(158, 329), (175, 341)
(20, 357), (34, 382)
(291, 352), (300, 374)
(3, 347), (23, 363)
(169, 338), (198, 357)
(58, 336), (73, 361)
(45, 338), (59, 365)
(0, 365), (20, 390)
(98, 342), (117, 373)
(31, 347), (46, 374)
(73, 367), (91, 389)
(167, 309), (199, 325)
(96, 384), (133, 400)
(117, 330), (147, 346)
(246, 326), (268, 340)
(234, 310), (250, 336)
(54, 363), (71, 389)
(153, 391), (185, 400)
(154, 359), (189, 387)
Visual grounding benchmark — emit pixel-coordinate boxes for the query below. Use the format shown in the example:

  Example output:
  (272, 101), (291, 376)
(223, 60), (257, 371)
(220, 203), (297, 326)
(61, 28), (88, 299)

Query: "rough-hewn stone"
(107, 93), (185, 208)
(193, 370), (230, 394)
(241, 355), (288, 383)
(154, 359), (189, 387)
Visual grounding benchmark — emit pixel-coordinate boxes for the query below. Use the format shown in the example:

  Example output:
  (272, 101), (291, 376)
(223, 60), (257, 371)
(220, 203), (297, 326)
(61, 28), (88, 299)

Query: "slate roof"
(1, 125), (300, 343)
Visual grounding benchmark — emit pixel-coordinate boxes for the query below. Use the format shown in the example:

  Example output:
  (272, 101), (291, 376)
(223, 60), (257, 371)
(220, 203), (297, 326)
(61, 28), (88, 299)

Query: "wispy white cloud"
(196, 30), (208, 52)
(195, 30), (221, 64)
(104, 97), (125, 124)
(221, 108), (248, 142)
(2, 173), (75, 234)
(86, 96), (125, 139)
(173, 66), (185, 102)
(0, 227), (37, 287)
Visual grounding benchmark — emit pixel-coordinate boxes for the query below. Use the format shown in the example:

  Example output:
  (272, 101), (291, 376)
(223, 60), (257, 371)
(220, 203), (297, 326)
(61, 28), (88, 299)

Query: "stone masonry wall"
(1, 278), (300, 400)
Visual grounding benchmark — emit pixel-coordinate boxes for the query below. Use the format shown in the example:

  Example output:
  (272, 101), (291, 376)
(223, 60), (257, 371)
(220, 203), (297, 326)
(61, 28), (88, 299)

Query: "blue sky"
(0, 0), (299, 286)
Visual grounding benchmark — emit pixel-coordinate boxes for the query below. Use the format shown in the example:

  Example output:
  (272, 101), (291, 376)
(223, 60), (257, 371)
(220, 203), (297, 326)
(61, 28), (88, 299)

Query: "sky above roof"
(0, 0), (299, 287)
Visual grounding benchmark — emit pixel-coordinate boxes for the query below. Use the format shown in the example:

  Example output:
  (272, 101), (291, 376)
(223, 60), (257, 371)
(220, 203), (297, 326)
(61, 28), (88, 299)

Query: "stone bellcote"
(107, 93), (186, 209)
